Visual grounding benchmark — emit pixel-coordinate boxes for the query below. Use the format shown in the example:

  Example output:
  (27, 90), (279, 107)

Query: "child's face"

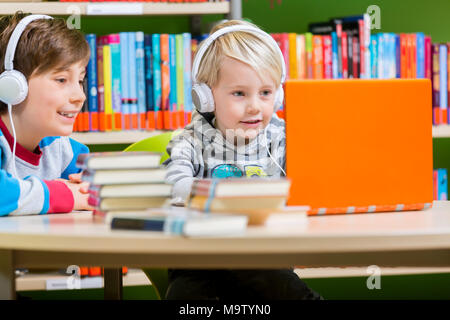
(212, 57), (277, 142)
(19, 61), (86, 138)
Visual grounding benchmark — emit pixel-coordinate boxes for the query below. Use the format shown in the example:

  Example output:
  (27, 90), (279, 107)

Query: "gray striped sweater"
(164, 110), (286, 202)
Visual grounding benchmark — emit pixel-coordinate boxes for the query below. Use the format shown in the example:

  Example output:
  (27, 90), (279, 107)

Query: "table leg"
(103, 268), (123, 300)
(0, 250), (15, 300)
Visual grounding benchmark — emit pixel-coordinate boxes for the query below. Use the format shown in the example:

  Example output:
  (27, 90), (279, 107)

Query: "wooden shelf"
(70, 130), (168, 145)
(16, 267), (450, 291)
(0, 2), (230, 16)
(432, 125), (450, 138)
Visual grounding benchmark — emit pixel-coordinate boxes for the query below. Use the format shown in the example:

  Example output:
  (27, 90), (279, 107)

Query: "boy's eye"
(261, 90), (272, 96)
(56, 78), (66, 83)
(232, 91), (244, 97)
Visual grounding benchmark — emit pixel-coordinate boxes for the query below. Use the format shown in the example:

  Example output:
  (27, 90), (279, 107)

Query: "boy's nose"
(246, 95), (261, 114)
(70, 84), (86, 106)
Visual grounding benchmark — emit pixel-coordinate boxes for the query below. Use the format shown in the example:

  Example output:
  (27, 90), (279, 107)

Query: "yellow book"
(288, 33), (298, 79)
(296, 34), (306, 79)
(103, 44), (113, 131)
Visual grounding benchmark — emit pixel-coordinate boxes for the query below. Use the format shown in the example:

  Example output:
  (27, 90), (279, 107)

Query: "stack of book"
(433, 168), (448, 200)
(77, 151), (172, 222)
(187, 178), (308, 225)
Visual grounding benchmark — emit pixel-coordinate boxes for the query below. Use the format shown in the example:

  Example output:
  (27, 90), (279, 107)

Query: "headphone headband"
(191, 24), (286, 85)
(4, 14), (53, 71)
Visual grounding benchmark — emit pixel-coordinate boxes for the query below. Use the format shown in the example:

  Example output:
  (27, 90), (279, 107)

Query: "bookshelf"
(0, 2), (231, 16)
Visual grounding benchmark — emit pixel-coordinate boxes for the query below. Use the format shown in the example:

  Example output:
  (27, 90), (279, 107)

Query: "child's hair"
(195, 20), (283, 89)
(0, 12), (90, 114)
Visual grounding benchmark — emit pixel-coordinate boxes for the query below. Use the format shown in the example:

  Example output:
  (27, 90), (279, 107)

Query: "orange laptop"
(285, 79), (433, 215)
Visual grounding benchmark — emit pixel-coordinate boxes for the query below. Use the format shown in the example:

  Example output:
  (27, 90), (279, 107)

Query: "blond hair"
(195, 20), (283, 88)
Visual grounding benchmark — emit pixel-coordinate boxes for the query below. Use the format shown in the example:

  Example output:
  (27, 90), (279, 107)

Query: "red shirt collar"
(0, 116), (42, 166)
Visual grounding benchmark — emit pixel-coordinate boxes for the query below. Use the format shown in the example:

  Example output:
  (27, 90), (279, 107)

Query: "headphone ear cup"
(273, 85), (284, 112)
(0, 70), (28, 105)
(191, 82), (215, 113)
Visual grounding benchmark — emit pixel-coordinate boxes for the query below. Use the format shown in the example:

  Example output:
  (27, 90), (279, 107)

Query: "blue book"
(439, 44), (448, 112)
(395, 34), (401, 78)
(331, 32), (338, 79)
(370, 34), (378, 79)
(110, 208), (248, 237)
(438, 169), (448, 200)
(119, 32), (130, 130)
(85, 34), (98, 132)
(135, 31), (146, 130)
(182, 33), (193, 116)
(144, 34), (154, 116)
(416, 32), (425, 78)
(389, 33), (396, 79)
(169, 34), (177, 121)
(109, 34), (122, 131)
(152, 34), (162, 129)
(128, 32), (138, 130)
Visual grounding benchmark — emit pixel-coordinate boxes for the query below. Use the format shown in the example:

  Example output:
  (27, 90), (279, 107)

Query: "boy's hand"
(68, 172), (83, 184)
(61, 179), (93, 211)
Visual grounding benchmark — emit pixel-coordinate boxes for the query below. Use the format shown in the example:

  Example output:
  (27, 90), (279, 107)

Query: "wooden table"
(1, 201), (449, 299)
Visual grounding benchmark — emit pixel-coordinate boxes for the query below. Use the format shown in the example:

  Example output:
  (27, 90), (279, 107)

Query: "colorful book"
(96, 36), (106, 131)
(128, 32), (138, 130)
(160, 34), (171, 130)
(108, 34), (122, 131)
(169, 34), (178, 129)
(119, 32), (131, 130)
(432, 43), (441, 124)
(341, 31), (348, 78)
(425, 36), (432, 80)
(416, 32), (425, 78)
(102, 43), (113, 131)
(110, 208), (248, 237)
(440, 44), (448, 124)
(304, 33), (313, 79)
(144, 34), (155, 130)
(88, 183), (172, 198)
(182, 33), (192, 126)
(135, 32), (146, 130)
(323, 35), (332, 79)
(296, 34), (306, 79)
(175, 34), (185, 124)
(288, 33), (298, 79)
(152, 34), (163, 130)
(85, 34), (98, 132)
(81, 167), (167, 185)
(331, 32), (338, 79)
(370, 34), (378, 78)
(437, 169), (448, 200)
(88, 196), (170, 212)
(312, 35), (323, 79)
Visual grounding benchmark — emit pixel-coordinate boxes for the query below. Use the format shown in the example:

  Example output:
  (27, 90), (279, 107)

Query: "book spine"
(103, 44), (113, 132)
(341, 31), (348, 78)
(279, 33), (289, 80)
(389, 33), (396, 79)
(288, 33), (298, 79)
(144, 34), (155, 130)
(86, 34), (98, 132)
(312, 35), (323, 79)
(135, 32), (146, 130)
(305, 33), (313, 79)
(395, 34), (401, 78)
(411, 33), (417, 78)
(307, 203), (432, 216)
(358, 19), (365, 78)
(440, 44), (448, 124)
(438, 169), (448, 200)
(347, 33), (353, 78)
(400, 34), (407, 78)
(352, 36), (359, 78)
(152, 34), (163, 130)
(296, 34), (306, 79)
(169, 34), (178, 129)
(378, 33), (384, 79)
(432, 43), (441, 125)
(335, 22), (343, 78)
(331, 32), (338, 79)
(119, 32), (131, 130)
(182, 33), (192, 127)
(108, 34), (122, 131)
(97, 36), (105, 131)
(448, 43), (450, 123)
(363, 13), (371, 79)
(433, 169), (438, 200)
(425, 36), (432, 80)
(160, 34), (171, 130)
(128, 32), (138, 130)
(175, 34), (185, 124)
(416, 32), (425, 78)
(322, 35), (332, 79)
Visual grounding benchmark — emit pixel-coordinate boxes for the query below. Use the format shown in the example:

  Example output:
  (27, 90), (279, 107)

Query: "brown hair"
(0, 12), (90, 113)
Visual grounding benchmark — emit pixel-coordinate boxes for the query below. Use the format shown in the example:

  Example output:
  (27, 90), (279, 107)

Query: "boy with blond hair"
(0, 12), (92, 215)
(164, 20), (322, 300)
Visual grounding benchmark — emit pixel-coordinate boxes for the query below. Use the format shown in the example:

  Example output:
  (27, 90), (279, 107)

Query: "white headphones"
(0, 14), (53, 106)
(191, 24), (286, 113)
(0, 14), (53, 178)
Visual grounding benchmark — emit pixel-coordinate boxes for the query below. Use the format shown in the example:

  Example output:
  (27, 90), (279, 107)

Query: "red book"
(341, 32), (348, 79)
(358, 19), (365, 78)
(88, 267), (102, 277)
(160, 34), (171, 130)
(97, 36), (106, 132)
(352, 36), (359, 79)
(400, 34), (408, 78)
(425, 36), (432, 80)
(410, 34), (417, 79)
(322, 35), (332, 79)
(312, 35), (323, 79)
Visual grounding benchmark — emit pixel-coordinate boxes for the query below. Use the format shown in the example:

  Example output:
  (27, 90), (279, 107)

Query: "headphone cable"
(7, 104), (18, 178)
